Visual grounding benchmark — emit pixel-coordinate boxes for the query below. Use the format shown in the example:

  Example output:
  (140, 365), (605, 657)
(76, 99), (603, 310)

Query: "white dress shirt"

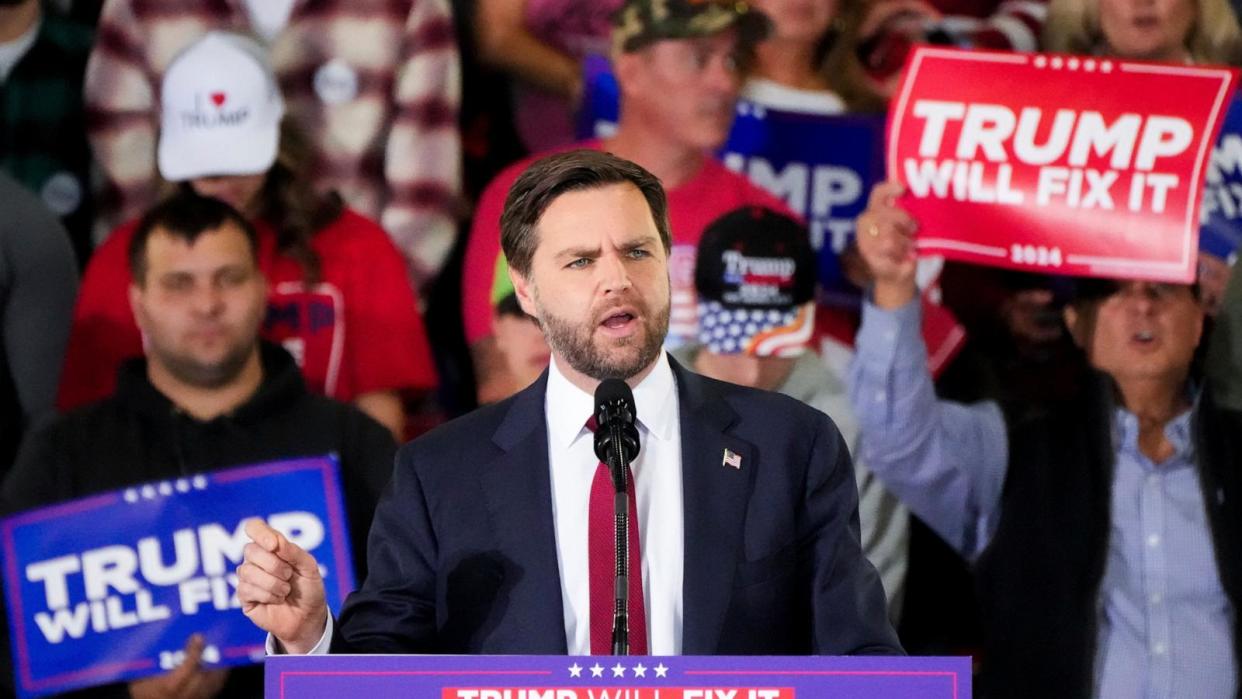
(545, 353), (684, 655)
(272, 353), (686, 655)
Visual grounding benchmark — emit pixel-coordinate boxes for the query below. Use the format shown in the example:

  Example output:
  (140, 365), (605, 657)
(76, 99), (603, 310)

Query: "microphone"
(592, 378), (641, 655)
(593, 378), (640, 478)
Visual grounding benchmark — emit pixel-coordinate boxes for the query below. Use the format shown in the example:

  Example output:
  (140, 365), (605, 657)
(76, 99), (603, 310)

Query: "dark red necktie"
(586, 416), (648, 654)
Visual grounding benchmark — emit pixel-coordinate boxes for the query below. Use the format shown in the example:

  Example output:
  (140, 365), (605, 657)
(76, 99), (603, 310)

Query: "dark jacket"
(1, 342), (396, 698)
(974, 373), (1242, 698)
(333, 359), (902, 656)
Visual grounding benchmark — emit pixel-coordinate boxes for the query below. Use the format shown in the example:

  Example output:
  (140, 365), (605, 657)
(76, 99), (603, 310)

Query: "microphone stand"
(605, 421), (631, 656)
(594, 379), (640, 656)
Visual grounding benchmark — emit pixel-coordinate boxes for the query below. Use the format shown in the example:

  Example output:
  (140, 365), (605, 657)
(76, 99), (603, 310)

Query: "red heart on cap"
(210, 92), (226, 107)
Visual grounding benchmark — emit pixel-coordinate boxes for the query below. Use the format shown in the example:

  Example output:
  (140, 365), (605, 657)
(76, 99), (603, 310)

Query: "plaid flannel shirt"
(0, 12), (95, 265)
(931, 0), (1047, 51)
(85, 0), (461, 286)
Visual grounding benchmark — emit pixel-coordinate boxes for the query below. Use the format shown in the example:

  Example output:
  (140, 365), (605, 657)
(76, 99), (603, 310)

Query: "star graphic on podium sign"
(632, 663), (647, 678)
(568, 663), (583, 678)
(590, 663), (605, 678)
(654, 663), (669, 678)
(612, 663), (626, 678)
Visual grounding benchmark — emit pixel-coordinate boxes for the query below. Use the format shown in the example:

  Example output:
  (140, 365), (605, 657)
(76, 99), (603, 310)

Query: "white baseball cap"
(157, 31), (285, 182)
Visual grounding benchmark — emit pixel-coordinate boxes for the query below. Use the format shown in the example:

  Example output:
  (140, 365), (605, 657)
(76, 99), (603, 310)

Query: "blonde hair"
(1044, 0), (1242, 64)
(820, 0), (889, 113)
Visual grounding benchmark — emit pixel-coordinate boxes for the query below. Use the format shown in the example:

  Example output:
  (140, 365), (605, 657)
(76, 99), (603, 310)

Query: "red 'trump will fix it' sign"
(888, 47), (1238, 282)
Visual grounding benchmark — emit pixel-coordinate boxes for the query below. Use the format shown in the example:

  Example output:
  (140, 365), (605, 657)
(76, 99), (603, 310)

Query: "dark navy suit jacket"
(332, 360), (902, 655)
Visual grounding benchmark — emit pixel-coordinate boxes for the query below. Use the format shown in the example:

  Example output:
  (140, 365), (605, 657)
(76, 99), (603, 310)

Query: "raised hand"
(236, 518), (328, 654)
(855, 182), (919, 309)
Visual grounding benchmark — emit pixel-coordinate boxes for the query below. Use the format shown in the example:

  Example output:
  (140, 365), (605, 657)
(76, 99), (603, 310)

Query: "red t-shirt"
(461, 141), (794, 346)
(58, 209), (437, 410)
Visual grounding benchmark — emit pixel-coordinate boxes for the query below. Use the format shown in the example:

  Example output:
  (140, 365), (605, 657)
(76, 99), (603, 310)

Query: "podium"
(265, 654), (970, 698)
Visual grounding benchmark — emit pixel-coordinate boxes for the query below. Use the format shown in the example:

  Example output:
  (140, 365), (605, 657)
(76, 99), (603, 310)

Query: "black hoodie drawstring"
(170, 406), (190, 477)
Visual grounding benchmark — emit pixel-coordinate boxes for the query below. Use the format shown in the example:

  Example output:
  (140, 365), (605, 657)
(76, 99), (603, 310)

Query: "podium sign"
(266, 655), (970, 698)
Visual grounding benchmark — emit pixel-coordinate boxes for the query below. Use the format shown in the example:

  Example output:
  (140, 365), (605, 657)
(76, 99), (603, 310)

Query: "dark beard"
(151, 339), (259, 389)
(538, 300), (670, 381)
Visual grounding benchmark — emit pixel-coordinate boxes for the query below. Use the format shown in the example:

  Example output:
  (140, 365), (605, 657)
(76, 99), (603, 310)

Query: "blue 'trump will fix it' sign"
(1, 456), (355, 698)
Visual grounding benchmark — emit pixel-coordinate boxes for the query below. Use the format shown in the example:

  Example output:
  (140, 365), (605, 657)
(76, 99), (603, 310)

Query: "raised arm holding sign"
(846, 9), (1242, 698)
(855, 182), (920, 310)
(850, 166), (1242, 698)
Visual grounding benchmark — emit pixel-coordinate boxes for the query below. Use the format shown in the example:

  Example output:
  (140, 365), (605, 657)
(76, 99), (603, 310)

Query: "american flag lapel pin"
(722, 448), (742, 470)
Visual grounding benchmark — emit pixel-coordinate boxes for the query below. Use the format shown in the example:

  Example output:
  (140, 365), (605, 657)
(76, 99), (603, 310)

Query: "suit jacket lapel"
(478, 372), (569, 653)
(674, 361), (757, 654)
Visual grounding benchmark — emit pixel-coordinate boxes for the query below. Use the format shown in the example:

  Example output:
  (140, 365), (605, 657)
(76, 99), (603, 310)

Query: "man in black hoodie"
(1, 192), (396, 698)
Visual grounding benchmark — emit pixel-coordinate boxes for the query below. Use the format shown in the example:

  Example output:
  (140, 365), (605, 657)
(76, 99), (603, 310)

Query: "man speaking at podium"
(238, 150), (901, 657)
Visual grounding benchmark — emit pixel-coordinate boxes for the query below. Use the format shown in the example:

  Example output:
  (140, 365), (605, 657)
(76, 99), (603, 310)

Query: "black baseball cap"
(694, 206), (816, 356)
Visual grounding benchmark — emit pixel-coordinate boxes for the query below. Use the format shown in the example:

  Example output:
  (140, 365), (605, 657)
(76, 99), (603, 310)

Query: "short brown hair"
(500, 150), (672, 277)
(129, 191), (259, 285)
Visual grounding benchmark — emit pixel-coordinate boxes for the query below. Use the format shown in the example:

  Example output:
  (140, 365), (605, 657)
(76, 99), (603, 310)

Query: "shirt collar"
(0, 16), (40, 83)
(1112, 395), (1198, 468)
(545, 352), (678, 450)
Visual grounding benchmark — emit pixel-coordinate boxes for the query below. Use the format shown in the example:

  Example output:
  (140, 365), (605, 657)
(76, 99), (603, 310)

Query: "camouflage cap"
(612, 0), (771, 54)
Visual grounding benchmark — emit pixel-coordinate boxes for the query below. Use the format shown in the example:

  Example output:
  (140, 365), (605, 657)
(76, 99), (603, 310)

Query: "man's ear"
(1189, 304), (1205, 350)
(128, 283), (146, 332)
(254, 269), (268, 301)
(1063, 304), (1086, 349)
(613, 50), (643, 101)
(510, 267), (538, 319)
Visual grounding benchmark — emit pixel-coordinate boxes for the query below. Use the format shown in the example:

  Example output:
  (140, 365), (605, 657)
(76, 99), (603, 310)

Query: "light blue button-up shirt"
(848, 298), (1236, 698)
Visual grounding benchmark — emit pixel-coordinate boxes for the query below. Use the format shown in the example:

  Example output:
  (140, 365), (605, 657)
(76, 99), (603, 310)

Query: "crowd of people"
(2, 0), (1242, 696)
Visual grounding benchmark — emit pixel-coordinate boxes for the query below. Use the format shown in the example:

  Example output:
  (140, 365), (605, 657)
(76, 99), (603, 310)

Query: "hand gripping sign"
(1, 456), (355, 698)
(888, 47), (1238, 282)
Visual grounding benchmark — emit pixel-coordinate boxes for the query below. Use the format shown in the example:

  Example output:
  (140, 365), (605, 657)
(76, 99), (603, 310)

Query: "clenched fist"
(236, 518), (329, 654)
